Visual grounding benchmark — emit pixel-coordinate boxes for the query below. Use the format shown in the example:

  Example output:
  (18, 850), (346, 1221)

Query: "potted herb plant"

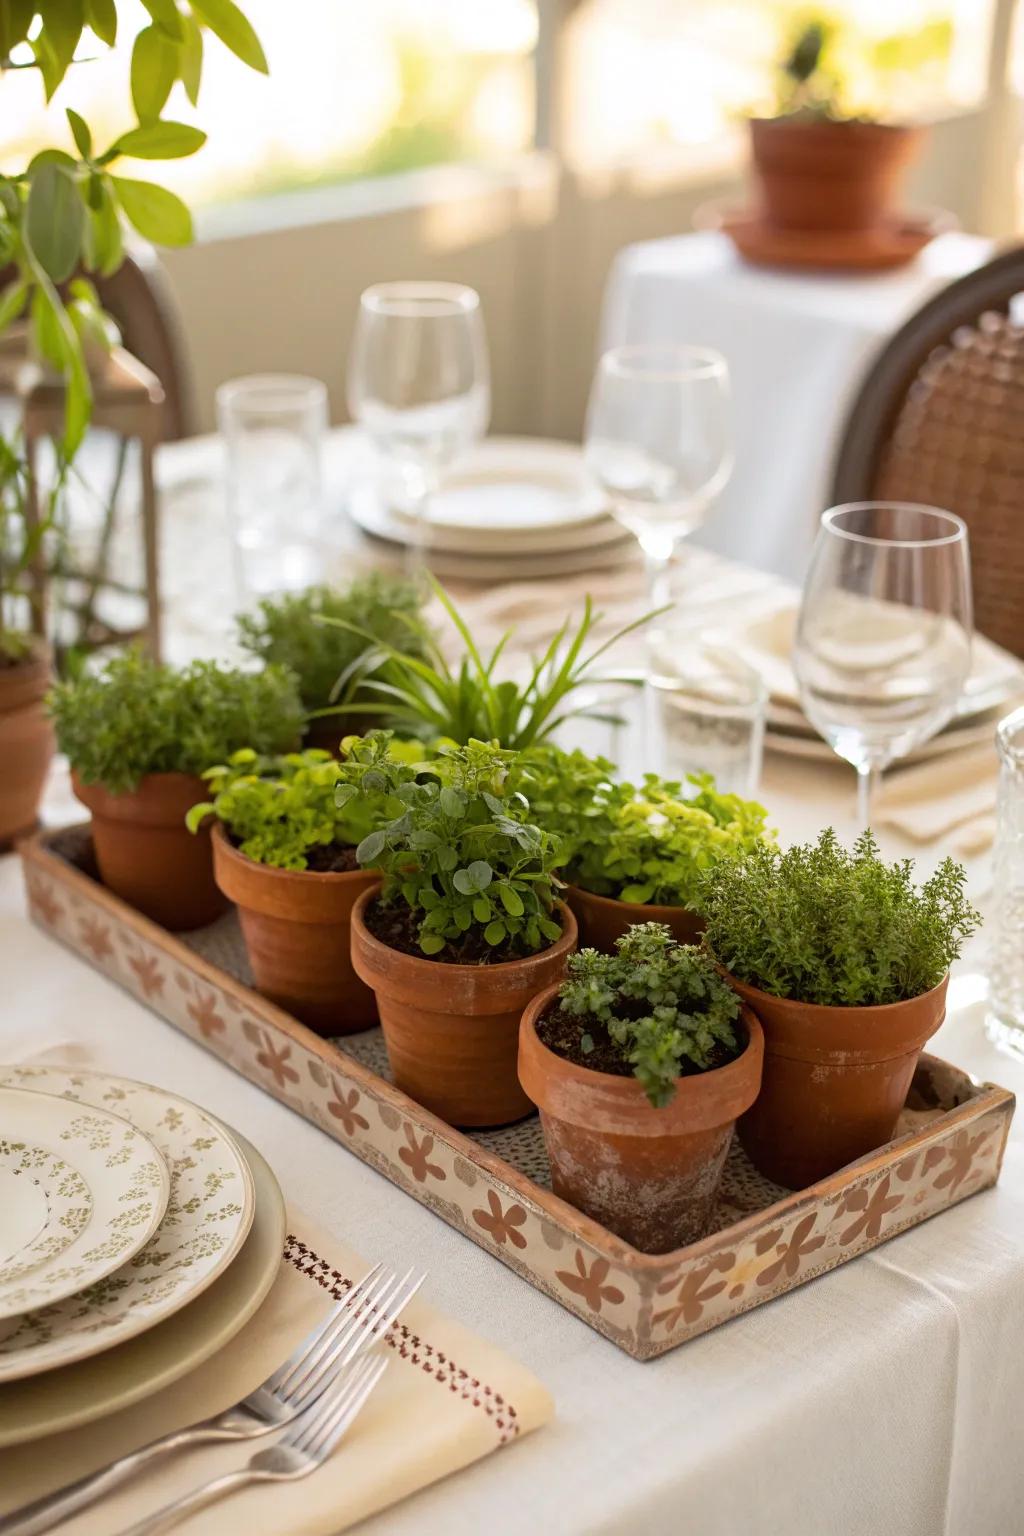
(343, 737), (577, 1127)
(187, 738), (420, 1034)
(519, 747), (772, 952)
(519, 924), (763, 1253)
(236, 574), (426, 751)
(699, 830), (980, 1189)
(49, 652), (302, 930)
(749, 18), (924, 235)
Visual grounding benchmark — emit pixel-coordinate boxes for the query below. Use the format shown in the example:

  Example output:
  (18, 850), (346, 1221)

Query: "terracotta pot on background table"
(212, 825), (379, 1036)
(727, 971), (949, 1189)
(351, 886), (577, 1128)
(566, 885), (703, 954)
(72, 770), (226, 932)
(0, 647), (54, 852)
(519, 988), (764, 1253)
(749, 117), (923, 233)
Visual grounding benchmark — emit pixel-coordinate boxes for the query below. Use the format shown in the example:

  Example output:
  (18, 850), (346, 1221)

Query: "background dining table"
(4, 427), (1023, 1535)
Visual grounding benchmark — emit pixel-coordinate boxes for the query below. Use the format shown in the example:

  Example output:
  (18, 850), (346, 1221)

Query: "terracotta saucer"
(695, 201), (957, 272)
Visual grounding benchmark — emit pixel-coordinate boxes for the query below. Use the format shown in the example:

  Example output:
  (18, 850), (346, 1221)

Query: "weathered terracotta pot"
(728, 971), (949, 1189)
(212, 825), (379, 1036)
(351, 886), (577, 1128)
(73, 770), (226, 932)
(0, 647), (54, 851)
(302, 712), (360, 755)
(519, 988), (763, 1253)
(749, 118), (923, 233)
(567, 884), (703, 953)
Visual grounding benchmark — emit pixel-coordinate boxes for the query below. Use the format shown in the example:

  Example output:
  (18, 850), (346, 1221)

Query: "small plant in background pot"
(518, 746), (772, 952)
(699, 829), (981, 1188)
(518, 924), (763, 1252)
(235, 574), (426, 750)
(187, 738), (420, 1034)
(49, 652), (302, 930)
(343, 735), (577, 1127)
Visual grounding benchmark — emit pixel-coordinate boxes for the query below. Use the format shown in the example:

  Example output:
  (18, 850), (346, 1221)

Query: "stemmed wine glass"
(347, 282), (490, 564)
(583, 345), (732, 618)
(794, 502), (973, 825)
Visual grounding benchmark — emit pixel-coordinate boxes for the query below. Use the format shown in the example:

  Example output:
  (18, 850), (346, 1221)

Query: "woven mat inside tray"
(51, 827), (958, 1236)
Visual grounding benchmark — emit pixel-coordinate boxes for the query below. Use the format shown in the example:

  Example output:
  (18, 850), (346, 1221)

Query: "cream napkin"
(873, 745), (999, 854)
(0, 1215), (553, 1533)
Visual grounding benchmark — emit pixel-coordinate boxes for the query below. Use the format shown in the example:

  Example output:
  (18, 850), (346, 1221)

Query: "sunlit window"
(0, 0), (539, 206)
(563, 0), (996, 169)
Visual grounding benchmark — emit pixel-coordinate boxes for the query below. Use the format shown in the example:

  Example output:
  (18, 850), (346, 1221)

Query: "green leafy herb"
(336, 733), (564, 960)
(236, 575), (426, 717)
(323, 573), (661, 750)
(48, 650), (304, 794)
(698, 828), (981, 1007)
(186, 738), (423, 870)
(516, 746), (772, 908)
(554, 924), (741, 1107)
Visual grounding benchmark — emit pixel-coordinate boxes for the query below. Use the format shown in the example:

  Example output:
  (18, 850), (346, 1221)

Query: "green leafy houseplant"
(186, 738), (423, 871)
(547, 924), (741, 1108)
(337, 733), (563, 961)
(698, 828), (980, 1008)
(235, 575), (426, 718)
(517, 746), (772, 908)
(48, 650), (304, 794)
(325, 574), (660, 751)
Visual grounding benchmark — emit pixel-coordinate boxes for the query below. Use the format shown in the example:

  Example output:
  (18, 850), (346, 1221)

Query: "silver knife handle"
(2, 1418), (234, 1536)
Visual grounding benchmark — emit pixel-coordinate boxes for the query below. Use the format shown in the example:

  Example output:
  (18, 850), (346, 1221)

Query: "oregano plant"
(698, 828), (981, 1007)
(336, 732), (564, 960)
(548, 923), (741, 1107)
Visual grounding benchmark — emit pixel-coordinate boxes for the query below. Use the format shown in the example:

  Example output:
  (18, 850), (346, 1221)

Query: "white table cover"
(600, 230), (992, 583)
(5, 434), (1022, 1534)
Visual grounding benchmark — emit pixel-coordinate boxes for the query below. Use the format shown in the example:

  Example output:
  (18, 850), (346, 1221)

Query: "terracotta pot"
(519, 988), (763, 1253)
(567, 884), (703, 954)
(749, 117), (924, 233)
(212, 825), (379, 1036)
(0, 647), (54, 851)
(351, 886), (577, 1128)
(728, 971), (949, 1189)
(302, 712), (360, 756)
(72, 770), (226, 932)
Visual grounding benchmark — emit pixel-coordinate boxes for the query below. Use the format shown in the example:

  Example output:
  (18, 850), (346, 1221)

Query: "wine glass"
(794, 502), (973, 825)
(346, 282), (490, 561)
(583, 345), (732, 617)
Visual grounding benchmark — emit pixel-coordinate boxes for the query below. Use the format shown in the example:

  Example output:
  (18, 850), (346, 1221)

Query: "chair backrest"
(831, 245), (1024, 658)
(93, 248), (193, 441)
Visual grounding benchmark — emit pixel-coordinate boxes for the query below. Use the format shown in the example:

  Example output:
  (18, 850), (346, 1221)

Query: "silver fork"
(5, 1263), (424, 1536)
(114, 1352), (389, 1536)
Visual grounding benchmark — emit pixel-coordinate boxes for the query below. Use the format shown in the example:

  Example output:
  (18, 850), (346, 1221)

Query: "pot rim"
(748, 115), (918, 135)
(211, 820), (373, 885)
(519, 982), (763, 1134)
(721, 968), (949, 1020)
(351, 882), (577, 976)
(566, 882), (697, 921)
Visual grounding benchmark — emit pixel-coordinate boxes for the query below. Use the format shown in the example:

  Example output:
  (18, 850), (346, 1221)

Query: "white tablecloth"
(600, 230), (992, 583)
(6, 439), (1024, 1533)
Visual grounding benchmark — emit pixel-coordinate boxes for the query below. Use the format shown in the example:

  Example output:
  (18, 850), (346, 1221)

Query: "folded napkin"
(0, 1225), (552, 1534)
(873, 744), (998, 854)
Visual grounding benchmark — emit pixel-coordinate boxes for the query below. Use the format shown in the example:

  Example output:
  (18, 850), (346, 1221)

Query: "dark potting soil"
(537, 1005), (744, 1080)
(365, 897), (559, 966)
(303, 842), (361, 873)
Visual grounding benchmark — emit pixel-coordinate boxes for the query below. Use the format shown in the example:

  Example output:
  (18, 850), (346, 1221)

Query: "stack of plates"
(348, 436), (634, 580)
(718, 602), (1024, 764)
(0, 1066), (285, 1447)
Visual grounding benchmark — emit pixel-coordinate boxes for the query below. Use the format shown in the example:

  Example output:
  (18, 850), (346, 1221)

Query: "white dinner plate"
(0, 1088), (169, 1322)
(0, 1068), (255, 1381)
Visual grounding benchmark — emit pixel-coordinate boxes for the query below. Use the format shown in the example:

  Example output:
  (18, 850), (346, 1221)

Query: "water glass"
(217, 375), (328, 597)
(347, 282), (490, 552)
(987, 705), (1024, 1057)
(647, 644), (766, 797)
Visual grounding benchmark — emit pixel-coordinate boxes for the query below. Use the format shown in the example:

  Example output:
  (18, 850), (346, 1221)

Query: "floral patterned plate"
(0, 1088), (170, 1322)
(0, 1069), (254, 1381)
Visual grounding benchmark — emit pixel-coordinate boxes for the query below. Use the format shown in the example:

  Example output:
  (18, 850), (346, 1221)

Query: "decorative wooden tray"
(19, 826), (1016, 1361)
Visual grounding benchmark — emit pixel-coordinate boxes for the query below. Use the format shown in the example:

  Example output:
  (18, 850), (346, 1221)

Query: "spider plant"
(314, 574), (663, 751)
